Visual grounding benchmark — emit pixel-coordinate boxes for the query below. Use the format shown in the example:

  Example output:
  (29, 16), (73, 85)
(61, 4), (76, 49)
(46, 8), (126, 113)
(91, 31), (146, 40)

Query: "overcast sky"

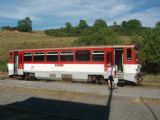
(0, 0), (160, 30)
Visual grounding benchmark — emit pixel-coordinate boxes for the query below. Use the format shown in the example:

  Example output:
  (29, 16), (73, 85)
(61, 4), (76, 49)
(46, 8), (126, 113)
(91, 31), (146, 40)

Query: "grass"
(143, 74), (160, 83)
(0, 60), (7, 72)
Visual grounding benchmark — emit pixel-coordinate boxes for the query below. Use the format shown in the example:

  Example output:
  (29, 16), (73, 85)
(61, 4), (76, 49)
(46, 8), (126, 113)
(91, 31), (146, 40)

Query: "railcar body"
(8, 45), (142, 83)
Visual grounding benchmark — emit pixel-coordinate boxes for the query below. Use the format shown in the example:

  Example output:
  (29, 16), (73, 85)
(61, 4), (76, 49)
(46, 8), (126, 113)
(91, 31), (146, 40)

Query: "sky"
(0, 0), (160, 30)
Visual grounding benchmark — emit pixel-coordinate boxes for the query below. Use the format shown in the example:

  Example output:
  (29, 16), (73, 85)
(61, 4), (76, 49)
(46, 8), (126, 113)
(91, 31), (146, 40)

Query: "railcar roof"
(11, 45), (135, 52)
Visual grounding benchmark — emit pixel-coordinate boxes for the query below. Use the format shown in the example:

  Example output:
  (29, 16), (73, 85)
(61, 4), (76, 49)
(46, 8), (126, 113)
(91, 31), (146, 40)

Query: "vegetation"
(0, 17), (32, 32)
(132, 23), (160, 73)
(17, 17), (32, 32)
(73, 28), (120, 46)
(0, 26), (17, 31)
(0, 60), (7, 72)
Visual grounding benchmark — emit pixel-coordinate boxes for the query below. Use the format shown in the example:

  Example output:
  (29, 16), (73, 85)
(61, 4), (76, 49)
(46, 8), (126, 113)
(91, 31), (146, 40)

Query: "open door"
(114, 49), (123, 72)
(14, 52), (18, 75)
(13, 51), (24, 75)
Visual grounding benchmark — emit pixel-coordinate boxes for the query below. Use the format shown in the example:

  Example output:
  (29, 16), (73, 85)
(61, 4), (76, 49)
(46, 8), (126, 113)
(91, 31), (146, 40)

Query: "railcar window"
(33, 52), (45, 61)
(46, 52), (58, 61)
(92, 50), (104, 61)
(127, 48), (132, 60)
(24, 53), (32, 62)
(60, 51), (74, 61)
(76, 50), (90, 61)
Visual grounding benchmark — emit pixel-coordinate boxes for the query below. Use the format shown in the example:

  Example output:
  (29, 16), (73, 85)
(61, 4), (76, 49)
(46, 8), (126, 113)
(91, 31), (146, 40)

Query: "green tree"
(126, 19), (142, 28)
(155, 21), (160, 29)
(121, 19), (142, 35)
(65, 22), (73, 32)
(17, 17), (32, 32)
(121, 21), (127, 27)
(77, 19), (88, 30)
(73, 28), (119, 46)
(93, 19), (107, 29)
(132, 28), (160, 73)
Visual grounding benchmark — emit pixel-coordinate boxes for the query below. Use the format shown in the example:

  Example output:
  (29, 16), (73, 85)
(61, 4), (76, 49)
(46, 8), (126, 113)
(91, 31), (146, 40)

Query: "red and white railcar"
(8, 45), (142, 83)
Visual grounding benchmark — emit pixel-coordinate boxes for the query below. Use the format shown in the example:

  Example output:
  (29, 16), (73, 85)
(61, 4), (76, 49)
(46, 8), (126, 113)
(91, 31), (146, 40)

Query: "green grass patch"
(143, 74), (160, 83)
(0, 60), (8, 72)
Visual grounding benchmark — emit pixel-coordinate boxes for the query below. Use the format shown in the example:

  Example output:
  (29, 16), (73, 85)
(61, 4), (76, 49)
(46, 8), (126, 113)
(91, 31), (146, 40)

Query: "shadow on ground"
(0, 90), (113, 120)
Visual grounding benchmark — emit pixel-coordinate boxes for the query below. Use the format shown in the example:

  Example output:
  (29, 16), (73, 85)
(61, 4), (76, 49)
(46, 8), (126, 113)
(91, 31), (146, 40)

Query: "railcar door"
(114, 48), (123, 72)
(14, 52), (18, 75)
(14, 51), (24, 75)
(18, 51), (24, 75)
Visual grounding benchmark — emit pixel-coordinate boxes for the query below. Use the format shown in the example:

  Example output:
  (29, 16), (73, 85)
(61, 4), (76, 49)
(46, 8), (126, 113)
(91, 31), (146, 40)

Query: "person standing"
(105, 63), (113, 90)
(112, 65), (118, 91)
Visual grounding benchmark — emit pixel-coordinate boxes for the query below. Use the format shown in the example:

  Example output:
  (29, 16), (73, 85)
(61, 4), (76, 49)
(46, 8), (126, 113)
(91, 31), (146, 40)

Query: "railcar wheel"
(98, 77), (105, 84)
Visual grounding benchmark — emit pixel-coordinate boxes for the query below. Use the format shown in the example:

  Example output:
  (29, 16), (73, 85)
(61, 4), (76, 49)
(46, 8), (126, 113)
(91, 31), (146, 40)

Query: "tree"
(73, 28), (119, 46)
(121, 19), (142, 35)
(155, 21), (160, 29)
(1, 26), (16, 31)
(77, 19), (88, 30)
(17, 17), (32, 32)
(126, 19), (142, 29)
(113, 21), (117, 26)
(93, 19), (107, 29)
(64, 22), (78, 36)
(132, 28), (160, 73)
(121, 21), (127, 27)
(65, 22), (73, 33)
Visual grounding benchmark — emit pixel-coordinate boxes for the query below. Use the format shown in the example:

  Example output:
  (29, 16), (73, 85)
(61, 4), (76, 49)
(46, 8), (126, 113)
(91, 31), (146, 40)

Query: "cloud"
(0, 0), (159, 29)
(116, 7), (160, 27)
(0, 0), (133, 19)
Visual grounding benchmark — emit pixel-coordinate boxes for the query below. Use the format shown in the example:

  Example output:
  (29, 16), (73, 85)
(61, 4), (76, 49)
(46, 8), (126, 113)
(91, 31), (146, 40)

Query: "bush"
(1, 26), (17, 31)
(0, 60), (7, 72)
(72, 28), (120, 46)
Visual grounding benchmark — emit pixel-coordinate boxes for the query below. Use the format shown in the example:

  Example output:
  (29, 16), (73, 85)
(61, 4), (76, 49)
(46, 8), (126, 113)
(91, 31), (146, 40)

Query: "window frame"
(33, 52), (45, 62)
(24, 52), (33, 62)
(46, 51), (59, 62)
(60, 51), (74, 62)
(75, 50), (91, 62)
(126, 48), (132, 61)
(92, 50), (104, 62)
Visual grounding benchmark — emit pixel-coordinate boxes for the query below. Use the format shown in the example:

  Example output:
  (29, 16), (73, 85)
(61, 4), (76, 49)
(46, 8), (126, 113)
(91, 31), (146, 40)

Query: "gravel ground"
(0, 79), (159, 120)
(0, 79), (160, 98)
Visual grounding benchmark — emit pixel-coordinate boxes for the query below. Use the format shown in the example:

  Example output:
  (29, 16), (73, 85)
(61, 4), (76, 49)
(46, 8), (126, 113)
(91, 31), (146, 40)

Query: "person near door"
(112, 65), (118, 91)
(106, 63), (113, 90)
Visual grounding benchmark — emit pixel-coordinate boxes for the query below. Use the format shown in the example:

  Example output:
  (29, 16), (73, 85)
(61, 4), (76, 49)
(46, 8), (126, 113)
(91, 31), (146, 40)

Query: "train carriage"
(8, 45), (142, 84)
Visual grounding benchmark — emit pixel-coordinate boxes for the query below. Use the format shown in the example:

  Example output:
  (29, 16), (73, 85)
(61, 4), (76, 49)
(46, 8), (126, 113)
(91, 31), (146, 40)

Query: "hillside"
(0, 30), (77, 60)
